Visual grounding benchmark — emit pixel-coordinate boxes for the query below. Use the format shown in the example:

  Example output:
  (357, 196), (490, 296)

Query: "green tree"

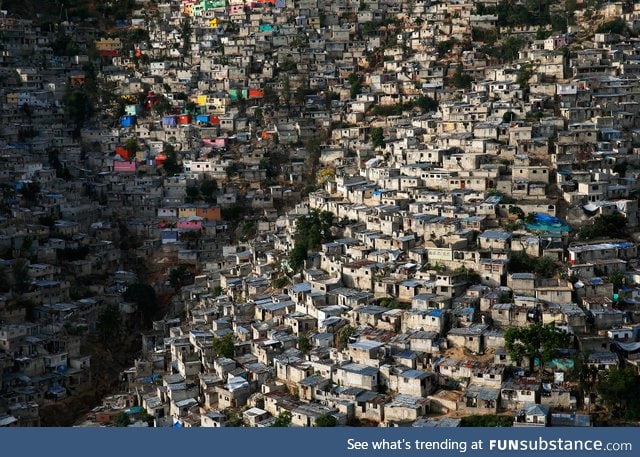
(162, 144), (181, 176)
(288, 210), (334, 270)
(185, 101), (198, 114)
(305, 135), (322, 174)
(63, 89), (93, 133)
(370, 127), (384, 149)
(348, 73), (362, 98)
(452, 64), (472, 89)
(21, 182), (40, 206)
(516, 63), (535, 89)
(123, 283), (159, 327)
(282, 76), (291, 105)
(137, 410), (155, 427)
(533, 256), (557, 277)
(612, 161), (628, 177)
(222, 407), (243, 427)
(436, 38), (457, 56)
(337, 325), (355, 349)
(51, 29), (78, 57)
(596, 18), (628, 35)
(460, 415), (513, 427)
(571, 355), (598, 412)
(535, 28), (551, 40)
(212, 333), (235, 359)
(221, 203), (249, 222)
(288, 243), (308, 271)
(111, 411), (130, 427)
(96, 305), (122, 342)
(272, 276), (291, 289)
(494, 1), (550, 27)
(500, 36), (525, 62)
(0, 264), (10, 293)
(169, 265), (188, 290)
(607, 271), (625, 292)
(508, 251), (532, 274)
(263, 86), (280, 105)
(597, 366), (640, 420)
(525, 212), (536, 224)
(315, 413), (337, 427)
(12, 258), (31, 294)
(579, 213), (627, 239)
(253, 107), (263, 125)
(212, 285), (224, 297)
(124, 137), (139, 156)
(180, 18), (193, 61)
(415, 95), (438, 112)
(226, 163), (240, 178)
(185, 185), (200, 203)
(504, 323), (570, 374)
(298, 335), (311, 353)
(379, 297), (402, 309)
(259, 149), (289, 181)
(271, 410), (292, 427)
(302, 211), (332, 245)
(509, 206), (525, 219)
(550, 14), (567, 33)
(47, 147), (63, 173)
(371, 104), (404, 116)
(503, 111), (517, 123)
(153, 94), (172, 116)
(200, 178), (218, 203)
(508, 252), (558, 278)
(280, 58), (298, 73)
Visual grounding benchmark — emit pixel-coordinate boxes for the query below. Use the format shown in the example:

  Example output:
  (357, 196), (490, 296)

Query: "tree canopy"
(337, 325), (356, 349)
(315, 413), (337, 427)
(111, 411), (130, 427)
(271, 410), (292, 427)
(200, 178), (218, 204)
(124, 137), (139, 156)
(96, 305), (122, 342)
(169, 265), (189, 290)
(460, 415), (513, 427)
(123, 283), (159, 327)
(63, 89), (93, 132)
(370, 127), (384, 149)
(348, 73), (362, 98)
(504, 323), (570, 373)
(508, 252), (558, 278)
(298, 335), (311, 353)
(597, 366), (640, 420)
(21, 182), (41, 206)
(162, 143), (181, 176)
(451, 63), (472, 89)
(212, 333), (235, 359)
(578, 213), (627, 239)
(596, 18), (628, 35)
(288, 210), (334, 271)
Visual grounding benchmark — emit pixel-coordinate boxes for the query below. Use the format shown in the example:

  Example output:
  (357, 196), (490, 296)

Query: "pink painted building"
(176, 216), (204, 231)
(113, 161), (137, 173)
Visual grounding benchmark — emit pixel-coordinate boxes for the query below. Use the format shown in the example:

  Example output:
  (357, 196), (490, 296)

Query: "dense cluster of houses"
(2, 0), (640, 427)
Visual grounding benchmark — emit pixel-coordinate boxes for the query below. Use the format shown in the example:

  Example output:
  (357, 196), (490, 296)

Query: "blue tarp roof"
(141, 374), (161, 383)
(125, 406), (143, 415)
(525, 213), (571, 233)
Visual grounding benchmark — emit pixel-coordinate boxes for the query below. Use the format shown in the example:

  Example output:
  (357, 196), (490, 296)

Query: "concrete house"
(333, 363), (379, 391)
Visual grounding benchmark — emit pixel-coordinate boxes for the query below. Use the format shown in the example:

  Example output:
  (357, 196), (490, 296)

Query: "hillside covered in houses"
(1, 0), (640, 428)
